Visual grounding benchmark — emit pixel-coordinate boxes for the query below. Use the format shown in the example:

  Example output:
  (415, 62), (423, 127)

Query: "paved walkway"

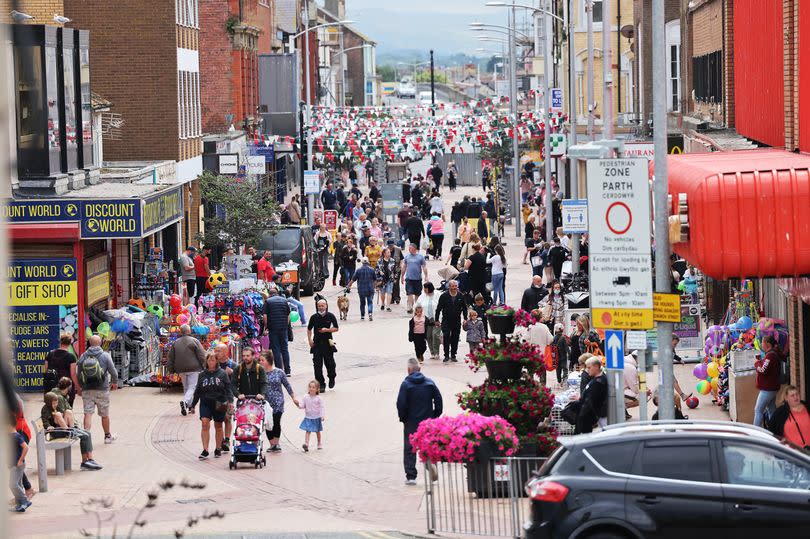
(13, 183), (725, 537)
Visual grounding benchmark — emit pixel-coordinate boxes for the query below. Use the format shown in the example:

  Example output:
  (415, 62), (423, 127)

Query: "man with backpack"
(230, 348), (267, 400)
(168, 324), (207, 416)
(77, 335), (118, 444)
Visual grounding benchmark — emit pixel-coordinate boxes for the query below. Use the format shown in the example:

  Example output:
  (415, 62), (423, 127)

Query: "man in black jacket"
(548, 237), (568, 280)
(435, 280), (468, 362)
(521, 275), (549, 311)
(231, 348), (267, 400)
(575, 357), (608, 434)
(405, 214), (426, 249)
(396, 358), (443, 485)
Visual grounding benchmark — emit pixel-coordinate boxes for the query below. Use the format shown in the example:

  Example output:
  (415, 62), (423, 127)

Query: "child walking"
(409, 305), (428, 362)
(298, 380), (325, 452)
(9, 413), (31, 512)
(463, 309), (486, 354)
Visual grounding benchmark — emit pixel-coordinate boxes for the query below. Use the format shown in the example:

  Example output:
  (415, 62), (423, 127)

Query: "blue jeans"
(287, 298), (307, 325)
(359, 294), (374, 317)
(754, 389), (778, 427)
(342, 267), (355, 288)
(491, 273), (505, 305)
(269, 330), (291, 373)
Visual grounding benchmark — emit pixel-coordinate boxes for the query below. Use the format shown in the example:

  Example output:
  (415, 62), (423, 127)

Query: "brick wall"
(64, 0), (181, 162)
(0, 0), (64, 24)
(692, 0), (722, 56)
(784, 0), (798, 150)
(200, 0), (234, 133)
(723, 0), (734, 127)
(343, 30), (365, 106)
(633, 0), (681, 123)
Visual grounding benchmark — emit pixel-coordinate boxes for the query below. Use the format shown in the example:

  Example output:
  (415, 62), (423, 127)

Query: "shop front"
(3, 184), (187, 391)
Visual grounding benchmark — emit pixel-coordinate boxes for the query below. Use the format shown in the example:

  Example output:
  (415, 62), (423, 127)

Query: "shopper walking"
(298, 380), (325, 452)
(428, 214), (445, 259)
(168, 324), (206, 416)
(462, 309), (485, 354)
(416, 282), (441, 360)
(376, 248), (396, 311)
(230, 347), (267, 400)
(77, 335), (117, 444)
(43, 334), (79, 405)
(487, 244), (507, 305)
(259, 350), (298, 452)
(409, 305), (428, 363)
(178, 246), (198, 301)
(401, 243), (428, 314)
(575, 357), (608, 434)
(552, 324), (569, 386)
(435, 280), (468, 362)
(754, 335), (782, 428)
(396, 358), (443, 485)
(193, 246), (212, 301)
(332, 232), (345, 286)
(767, 385), (810, 448)
(191, 352), (232, 459)
(307, 299), (339, 392)
(348, 257), (377, 321)
(263, 287), (292, 375)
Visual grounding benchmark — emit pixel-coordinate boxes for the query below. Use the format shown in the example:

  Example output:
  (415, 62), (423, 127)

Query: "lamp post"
(289, 18), (354, 223)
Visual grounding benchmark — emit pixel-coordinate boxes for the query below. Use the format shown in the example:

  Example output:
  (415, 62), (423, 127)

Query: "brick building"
(63, 0), (203, 185)
(199, 0), (275, 134)
(343, 25), (378, 107)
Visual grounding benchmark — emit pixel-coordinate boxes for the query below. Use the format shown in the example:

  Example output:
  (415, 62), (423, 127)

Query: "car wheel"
(583, 529), (631, 539)
(302, 279), (314, 296)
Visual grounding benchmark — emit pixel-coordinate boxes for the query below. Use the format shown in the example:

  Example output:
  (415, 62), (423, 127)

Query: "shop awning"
(665, 149), (810, 280)
(8, 222), (80, 242)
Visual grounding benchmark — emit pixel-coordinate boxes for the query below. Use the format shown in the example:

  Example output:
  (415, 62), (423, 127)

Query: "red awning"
(665, 149), (810, 280)
(7, 222), (81, 242)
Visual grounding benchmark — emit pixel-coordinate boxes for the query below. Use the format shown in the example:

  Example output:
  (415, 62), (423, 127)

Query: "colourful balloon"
(290, 311), (300, 324)
(710, 378), (719, 391)
(736, 316), (753, 331)
(693, 363), (708, 380)
(696, 380), (711, 395)
(85, 327), (93, 340)
(176, 314), (189, 325)
(97, 322), (111, 337)
(707, 362), (719, 378)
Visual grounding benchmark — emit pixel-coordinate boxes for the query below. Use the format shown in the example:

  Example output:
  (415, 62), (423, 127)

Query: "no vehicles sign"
(587, 159), (653, 330)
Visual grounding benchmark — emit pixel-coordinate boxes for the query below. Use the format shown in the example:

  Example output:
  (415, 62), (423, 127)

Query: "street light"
(485, 1), (565, 23)
(397, 61), (429, 83)
(288, 18), (354, 224)
(469, 22), (532, 41)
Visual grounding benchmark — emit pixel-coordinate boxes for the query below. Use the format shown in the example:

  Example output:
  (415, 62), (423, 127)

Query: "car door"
(719, 441), (810, 537)
(624, 439), (726, 538)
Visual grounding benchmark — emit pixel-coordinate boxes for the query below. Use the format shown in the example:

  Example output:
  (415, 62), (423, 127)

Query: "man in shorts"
(77, 335), (118, 444)
(214, 343), (235, 452)
(401, 243), (428, 314)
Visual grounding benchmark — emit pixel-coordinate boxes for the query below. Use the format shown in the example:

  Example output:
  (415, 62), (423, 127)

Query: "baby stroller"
(229, 397), (267, 469)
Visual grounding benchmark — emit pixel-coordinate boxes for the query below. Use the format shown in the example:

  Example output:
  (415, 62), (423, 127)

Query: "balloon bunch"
(693, 357), (725, 396)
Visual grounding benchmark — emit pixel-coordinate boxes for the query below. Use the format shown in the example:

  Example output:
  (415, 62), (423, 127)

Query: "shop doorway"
(161, 223), (179, 271)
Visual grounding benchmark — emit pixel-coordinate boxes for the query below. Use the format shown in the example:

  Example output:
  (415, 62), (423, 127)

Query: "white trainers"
(405, 479), (418, 486)
(104, 433), (116, 444)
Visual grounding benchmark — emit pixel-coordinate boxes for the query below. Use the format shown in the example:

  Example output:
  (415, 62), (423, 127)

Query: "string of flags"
(251, 96), (568, 164)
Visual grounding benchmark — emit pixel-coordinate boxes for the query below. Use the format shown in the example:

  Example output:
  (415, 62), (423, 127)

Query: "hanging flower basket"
(483, 358), (523, 382)
(486, 305), (516, 335)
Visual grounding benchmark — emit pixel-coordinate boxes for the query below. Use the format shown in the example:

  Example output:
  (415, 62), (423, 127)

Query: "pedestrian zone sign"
(562, 199), (588, 234)
(551, 88), (563, 112)
(304, 170), (321, 195)
(605, 330), (624, 370)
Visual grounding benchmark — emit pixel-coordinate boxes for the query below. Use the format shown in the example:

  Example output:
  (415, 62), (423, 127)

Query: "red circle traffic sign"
(606, 202), (632, 235)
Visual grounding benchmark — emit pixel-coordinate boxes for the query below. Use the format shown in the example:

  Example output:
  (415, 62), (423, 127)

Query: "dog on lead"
(336, 289), (350, 320)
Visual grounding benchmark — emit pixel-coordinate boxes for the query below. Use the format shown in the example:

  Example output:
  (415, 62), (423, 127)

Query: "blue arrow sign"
(605, 329), (624, 369)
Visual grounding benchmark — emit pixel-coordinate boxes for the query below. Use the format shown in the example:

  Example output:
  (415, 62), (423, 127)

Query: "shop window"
(692, 50), (722, 103)
(14, 45), (43, 148)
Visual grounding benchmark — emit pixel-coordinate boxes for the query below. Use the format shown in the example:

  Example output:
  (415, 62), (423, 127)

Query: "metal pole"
(543, 0), (554, 243)
(653, 0), (674, 420)
(586, 0), (595, 140)
(509, 2), (521, 238)
(534, 11), (541, 112)
(607, 369), (617, 425)
(601, 0), (613, 140)
(339, 27), (345, 107)
(430, 49), (436, 116)
(638, 349), (648, 421)
(304, 11), (315, 224)
(567, 0), (580, 274)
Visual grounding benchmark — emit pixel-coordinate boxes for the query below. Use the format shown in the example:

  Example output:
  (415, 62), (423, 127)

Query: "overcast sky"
(346, 0), (511, 56)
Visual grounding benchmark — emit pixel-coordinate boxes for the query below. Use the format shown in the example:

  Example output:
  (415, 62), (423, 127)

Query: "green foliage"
(414, 71), (448, 84)
(479, 136), (513, 167)
(225, 15), (239, 35)
(376, 64), (397, 82)
(196, 171), (279, 250)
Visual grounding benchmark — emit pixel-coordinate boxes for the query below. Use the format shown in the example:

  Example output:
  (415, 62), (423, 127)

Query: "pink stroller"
(228, 397), (267, 469)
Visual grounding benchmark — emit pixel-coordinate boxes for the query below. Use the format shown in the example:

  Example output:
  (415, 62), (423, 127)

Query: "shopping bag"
(260, 335), (270, 350)
(544, 345), (556, 371)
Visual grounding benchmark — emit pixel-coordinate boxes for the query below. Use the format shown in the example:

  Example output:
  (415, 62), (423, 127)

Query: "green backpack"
(79, 355), (105, 389)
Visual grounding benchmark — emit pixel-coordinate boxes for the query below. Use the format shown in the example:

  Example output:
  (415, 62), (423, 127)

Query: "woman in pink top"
(298, 380), (325, 451)
(429, 214), (445, 260)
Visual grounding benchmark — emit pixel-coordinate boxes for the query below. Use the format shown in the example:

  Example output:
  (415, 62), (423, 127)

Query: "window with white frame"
(666, 20), (681, 112)
(178, 70), (200, 139)
(175, 0), (198, 28)
(580, 0), (603, 28)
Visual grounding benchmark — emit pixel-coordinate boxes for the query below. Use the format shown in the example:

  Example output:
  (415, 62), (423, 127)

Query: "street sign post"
(604, 329), (625, 425)
(587, 159), (654, 329)
(304, 170), (321, 195)
(551, 88), (563, 112)
(605, 329), (624, 369)
(561, 199), (588, 234)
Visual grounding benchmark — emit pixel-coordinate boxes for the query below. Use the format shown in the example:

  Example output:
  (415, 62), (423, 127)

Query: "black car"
(524, 420), (810, 539)
(257, 225), (324, 296)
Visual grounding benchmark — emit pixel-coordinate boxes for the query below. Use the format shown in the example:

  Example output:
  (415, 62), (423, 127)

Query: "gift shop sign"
(6, 258), (78, 391)
(587, 159), (653, 330)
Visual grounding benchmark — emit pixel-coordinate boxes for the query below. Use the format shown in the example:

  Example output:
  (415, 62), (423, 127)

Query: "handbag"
(561, 401), (580, 425)
(530, 255), (542, 268)
(287, 322), (294, 342)
(540, 303), (553, 322)
(544, 345), (556, 371)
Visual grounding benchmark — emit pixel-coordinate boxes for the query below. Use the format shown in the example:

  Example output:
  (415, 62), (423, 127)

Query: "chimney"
(324, 0), (345, 20)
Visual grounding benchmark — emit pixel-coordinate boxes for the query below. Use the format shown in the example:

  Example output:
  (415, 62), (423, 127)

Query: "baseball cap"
(187, 246), (197, 252)
(360, 256), (369, 264)
(630, 350), (638, 357)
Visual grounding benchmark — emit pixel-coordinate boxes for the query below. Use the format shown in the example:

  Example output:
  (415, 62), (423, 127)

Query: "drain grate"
(175, 498), (214, 504)
(153, 438), (184, 443)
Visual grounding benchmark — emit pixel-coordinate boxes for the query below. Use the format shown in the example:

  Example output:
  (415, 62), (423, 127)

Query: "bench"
(31, 418), (80, 493)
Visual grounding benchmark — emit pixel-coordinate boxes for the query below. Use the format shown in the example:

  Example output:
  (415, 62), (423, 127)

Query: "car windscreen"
(258, 229), (301, 252)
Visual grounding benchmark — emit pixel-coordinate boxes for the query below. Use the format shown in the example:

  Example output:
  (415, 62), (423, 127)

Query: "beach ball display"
(176, 313), (190, 325)
(147, 304), (164, 319)
(207, 272), (227, 290)
(686, 396), (699, 409)
(696, 380), (711, 395)
(736, 316), (753, 331)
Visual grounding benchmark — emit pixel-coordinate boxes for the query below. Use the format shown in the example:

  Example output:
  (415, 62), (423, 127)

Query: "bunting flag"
(253, 97), (568, 165)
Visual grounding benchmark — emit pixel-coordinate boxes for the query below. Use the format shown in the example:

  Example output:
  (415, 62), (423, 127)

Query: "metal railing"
(424, 456), (547, 538)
